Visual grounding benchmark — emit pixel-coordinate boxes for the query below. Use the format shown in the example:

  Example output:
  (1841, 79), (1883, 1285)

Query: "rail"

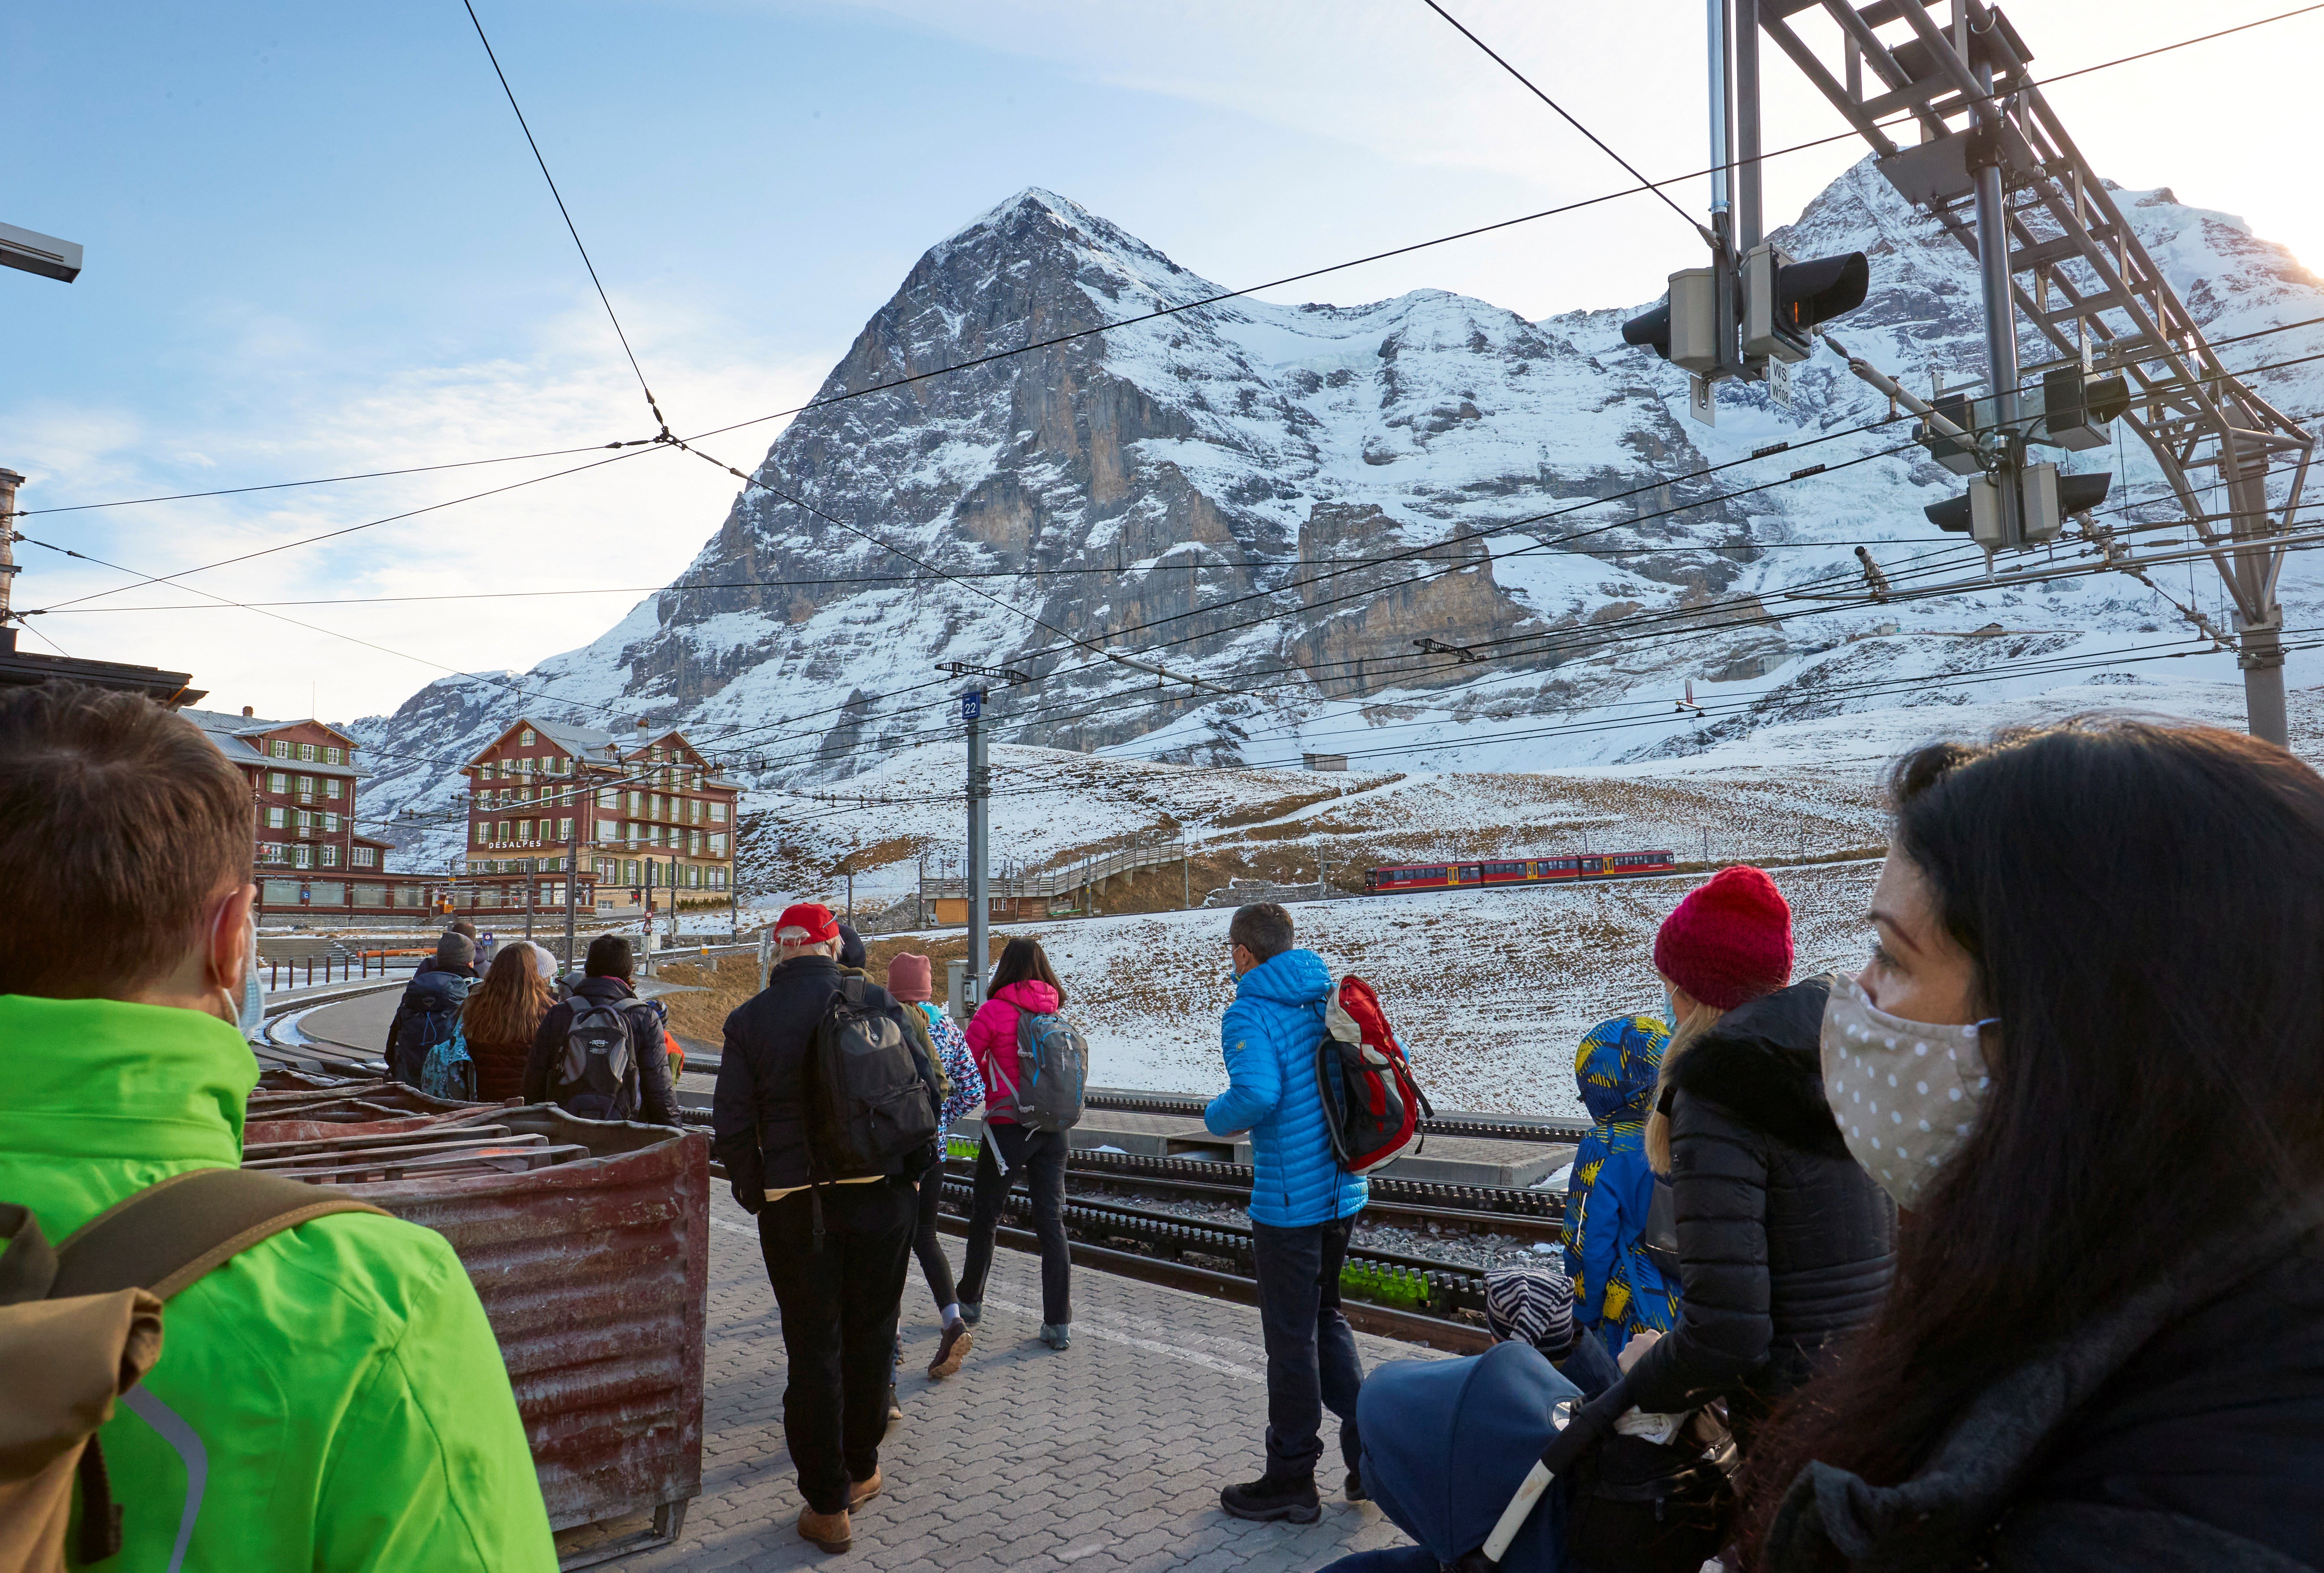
(1081, 1090), (1592, 1145)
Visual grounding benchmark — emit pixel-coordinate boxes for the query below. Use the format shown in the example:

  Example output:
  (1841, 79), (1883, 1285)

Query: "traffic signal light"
(1926, 466), (2110, 545)
(1622, 267), (1724, 375)
(1742, 245), (1869, 363)
(2036, 367), (2132, 451)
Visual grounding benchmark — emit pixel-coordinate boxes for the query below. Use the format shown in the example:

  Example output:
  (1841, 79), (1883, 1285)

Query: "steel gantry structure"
(1745, 0), (2315, 741)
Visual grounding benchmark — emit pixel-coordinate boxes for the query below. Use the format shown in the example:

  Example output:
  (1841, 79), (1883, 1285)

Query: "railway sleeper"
(937, 1182), (1490, 1324)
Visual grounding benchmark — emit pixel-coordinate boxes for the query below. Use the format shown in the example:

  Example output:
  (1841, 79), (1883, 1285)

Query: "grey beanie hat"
(436, 930), (477, 969)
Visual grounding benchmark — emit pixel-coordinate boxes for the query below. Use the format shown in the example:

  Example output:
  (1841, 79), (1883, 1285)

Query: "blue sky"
(5, 0), (2318, 720)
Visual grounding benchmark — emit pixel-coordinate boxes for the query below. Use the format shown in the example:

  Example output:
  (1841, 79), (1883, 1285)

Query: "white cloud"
(12, 288), (827, 721)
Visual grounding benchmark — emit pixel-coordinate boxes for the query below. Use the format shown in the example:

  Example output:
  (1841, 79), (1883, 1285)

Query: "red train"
(1363, 850), (1678, 894)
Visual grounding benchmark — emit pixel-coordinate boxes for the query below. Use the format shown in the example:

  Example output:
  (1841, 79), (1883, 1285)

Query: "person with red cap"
(1618, 865), (1896, 1465)
(712, 900), (943, 1554)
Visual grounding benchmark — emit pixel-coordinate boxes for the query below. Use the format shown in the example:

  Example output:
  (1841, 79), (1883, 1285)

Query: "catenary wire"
(1420, 0), (1708, 237)
(459, 0), (666, 431)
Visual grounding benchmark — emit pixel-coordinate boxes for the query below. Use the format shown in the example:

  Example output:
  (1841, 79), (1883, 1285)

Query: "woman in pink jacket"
(954, 936), (1073, 1349)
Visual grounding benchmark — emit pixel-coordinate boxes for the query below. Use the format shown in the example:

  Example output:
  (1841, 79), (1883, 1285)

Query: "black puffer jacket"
(712, 954), (937, 1206)
(523, 973), (679, 1125)
(1624, 976), (1896, 1427)
(1767, 1215), (2324, 1571)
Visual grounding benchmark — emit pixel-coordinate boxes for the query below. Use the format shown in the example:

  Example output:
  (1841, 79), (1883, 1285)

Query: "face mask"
(1660, 988), (1678, 1031)
(1819, 973), (1995, 1209)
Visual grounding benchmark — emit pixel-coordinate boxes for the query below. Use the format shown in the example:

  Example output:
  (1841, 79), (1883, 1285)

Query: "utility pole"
(963, 685), (990, 1013)
(1733, 0), (1761, 251)
(1967, 44), (2023, 548)
(523, 872), (535, 942)
(0, 468), (21, 639)
(563, 824), (579, 975)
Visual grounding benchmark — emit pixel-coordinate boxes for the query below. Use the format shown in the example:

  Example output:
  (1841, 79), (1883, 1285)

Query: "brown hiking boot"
(798, 1505), (852, 1553)
(849, 1468), (883, 1507)
(928, 1319), (973, 1379)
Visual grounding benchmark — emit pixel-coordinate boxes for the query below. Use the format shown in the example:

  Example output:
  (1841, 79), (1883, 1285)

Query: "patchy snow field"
(879, 859), (1882, 1121)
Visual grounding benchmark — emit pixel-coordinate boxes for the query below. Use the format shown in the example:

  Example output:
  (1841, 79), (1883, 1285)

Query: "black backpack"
(806, 979), (939, 1188)
(554, 999), (635, 1120)
(392, 975), (469, 1085)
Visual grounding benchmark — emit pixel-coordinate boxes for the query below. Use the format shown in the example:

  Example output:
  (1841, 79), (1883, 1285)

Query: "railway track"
(932, 1180), (1495, 1353)
(1047, 1147), (1565, 1245)
(1081, 1089), (1591, 1146)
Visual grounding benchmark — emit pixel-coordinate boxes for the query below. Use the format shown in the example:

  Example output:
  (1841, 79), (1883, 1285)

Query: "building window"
(710, 801), (726, 824)
(497, 820), (511, 842)
(324, 746), (342, 764)
(711, 833), (728, 855)
(326, 779), (342, 799)
(293, 844), (313, 869)
(320, 844), (341, 868)
(595, 820), (615, 842)
(268, 771), (287, 794)
(521, 728), (535, 746)
(597, 788), (618, 809)
(353, 846), (377, 868)
(323, 812), (340, 832)
(299, 743), (318, 762)
(266, 806), (286, 829)
(271, 741), (290, 758)
(518, 818), (534, 840)
(557, 817), (573, 842)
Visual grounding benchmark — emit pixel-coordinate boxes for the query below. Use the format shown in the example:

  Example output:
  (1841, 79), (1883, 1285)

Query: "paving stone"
(601, 1191), (1450, 1571)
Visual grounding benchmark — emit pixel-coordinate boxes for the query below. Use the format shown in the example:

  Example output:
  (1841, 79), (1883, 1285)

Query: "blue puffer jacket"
(1205, 948), (1367, 1228)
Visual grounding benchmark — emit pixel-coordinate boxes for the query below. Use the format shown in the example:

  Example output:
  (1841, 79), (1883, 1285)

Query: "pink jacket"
(965, 979), (1059, 1124)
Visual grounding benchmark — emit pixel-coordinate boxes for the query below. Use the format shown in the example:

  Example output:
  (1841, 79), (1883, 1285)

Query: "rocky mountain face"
(352, 160), (2324, 866)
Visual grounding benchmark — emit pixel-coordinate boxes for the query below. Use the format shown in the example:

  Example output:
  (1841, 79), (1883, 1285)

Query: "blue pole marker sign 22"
(961, 690), (984, 720)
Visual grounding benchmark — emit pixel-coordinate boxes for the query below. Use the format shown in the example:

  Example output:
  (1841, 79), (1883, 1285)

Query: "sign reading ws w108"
(960, 691), (984, 720)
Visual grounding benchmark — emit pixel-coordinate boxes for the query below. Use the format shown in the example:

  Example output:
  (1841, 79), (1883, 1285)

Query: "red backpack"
(1315, 974), (1432, 1174)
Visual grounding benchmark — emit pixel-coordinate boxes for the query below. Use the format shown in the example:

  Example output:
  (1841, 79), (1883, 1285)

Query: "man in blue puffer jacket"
(1205, 902), (1367, 1526)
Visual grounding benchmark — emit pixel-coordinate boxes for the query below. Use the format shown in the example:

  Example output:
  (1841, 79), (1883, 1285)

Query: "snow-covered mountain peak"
(352, 160), (2324, 875)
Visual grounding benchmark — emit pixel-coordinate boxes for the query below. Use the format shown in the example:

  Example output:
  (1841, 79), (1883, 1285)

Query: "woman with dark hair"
(1622, 866), (1897, 1458)
(954, 936), (1073, 1348)
(1737, 719), (2324, 1571)
(461, 942), (556, 1101)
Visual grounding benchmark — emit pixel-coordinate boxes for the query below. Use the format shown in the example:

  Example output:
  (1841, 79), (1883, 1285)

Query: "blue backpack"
(420, 1023), (477, 1102)
(1009, 1009), (1088, 1132)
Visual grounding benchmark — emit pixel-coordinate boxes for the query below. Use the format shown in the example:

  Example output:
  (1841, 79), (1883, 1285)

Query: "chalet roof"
(181, 707), (369, 780)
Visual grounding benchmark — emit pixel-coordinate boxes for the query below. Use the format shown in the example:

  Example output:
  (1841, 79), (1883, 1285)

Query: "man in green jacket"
(0, 680), (557, 1570)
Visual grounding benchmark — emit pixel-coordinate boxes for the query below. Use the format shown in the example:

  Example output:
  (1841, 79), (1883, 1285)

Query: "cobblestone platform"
(588, 1191), (1447, 1572)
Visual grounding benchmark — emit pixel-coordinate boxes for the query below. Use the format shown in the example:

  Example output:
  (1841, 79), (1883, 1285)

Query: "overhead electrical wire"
(18, 1), (2317, 550)
(459, 0), (666, 432)
(1419, 0), (1709, 237)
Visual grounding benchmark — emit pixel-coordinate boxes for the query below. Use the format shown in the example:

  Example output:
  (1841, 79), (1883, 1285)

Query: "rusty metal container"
(245, 1098), (709, 1565)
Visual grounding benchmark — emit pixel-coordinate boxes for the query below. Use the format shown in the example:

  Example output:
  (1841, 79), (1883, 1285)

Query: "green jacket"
(0, 994), (557, 1571)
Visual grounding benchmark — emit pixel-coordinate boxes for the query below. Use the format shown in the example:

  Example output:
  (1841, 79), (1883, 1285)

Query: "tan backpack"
(0, 1169), (384, 1572)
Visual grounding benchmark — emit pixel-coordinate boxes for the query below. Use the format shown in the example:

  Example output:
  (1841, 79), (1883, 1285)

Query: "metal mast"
(1750, 0), (2315, 742)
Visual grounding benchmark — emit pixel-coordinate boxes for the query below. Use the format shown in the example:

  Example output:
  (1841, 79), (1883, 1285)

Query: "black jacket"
(523, 973), (679, 1125)
(384, 961), (477, 1083)
(1767, 1215), (2324, 1571)
(712, 954), (937, 1206)
(1625, 977), (1897, 1424)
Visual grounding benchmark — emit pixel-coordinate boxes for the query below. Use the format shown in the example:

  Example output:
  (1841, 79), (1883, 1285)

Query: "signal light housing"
(1927, 467), (2111, 545)
(1743, 245), (1869, 363)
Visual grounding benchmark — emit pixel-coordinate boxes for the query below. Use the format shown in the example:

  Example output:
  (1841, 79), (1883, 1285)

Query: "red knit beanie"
(1652, 866), (1794, 1011)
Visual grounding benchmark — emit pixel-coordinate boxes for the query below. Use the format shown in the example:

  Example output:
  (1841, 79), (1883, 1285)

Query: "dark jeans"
(955, 1122), (1071, 1326)
(913, 1168), (958, 1311)
(757, 1178), (916, 1514)
(1250, 1213), (1365, 1480)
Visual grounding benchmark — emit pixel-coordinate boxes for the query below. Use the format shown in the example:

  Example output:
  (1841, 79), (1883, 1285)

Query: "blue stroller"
(1321, 1340), (1639, 1573)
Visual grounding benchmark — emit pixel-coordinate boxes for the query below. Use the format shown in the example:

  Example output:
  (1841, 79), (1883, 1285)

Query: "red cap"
(1652, 866), (1793, 1011)
(775, 902), (840, 945)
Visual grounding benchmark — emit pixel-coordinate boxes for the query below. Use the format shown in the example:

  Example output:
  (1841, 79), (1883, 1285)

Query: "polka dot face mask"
(1819, 972), (1995, 1209)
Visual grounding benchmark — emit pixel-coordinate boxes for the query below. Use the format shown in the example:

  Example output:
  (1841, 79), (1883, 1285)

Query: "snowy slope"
(350, 160), (2324, 877)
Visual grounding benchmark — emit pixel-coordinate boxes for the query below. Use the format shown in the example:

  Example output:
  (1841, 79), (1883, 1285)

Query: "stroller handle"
(1471, 1376), (1633, 1567)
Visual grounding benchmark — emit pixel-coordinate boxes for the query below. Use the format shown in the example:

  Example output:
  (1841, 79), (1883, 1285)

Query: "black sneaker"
(1220, 1473), (1322, 1524)
(1344, 1463), (1367, 1503)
